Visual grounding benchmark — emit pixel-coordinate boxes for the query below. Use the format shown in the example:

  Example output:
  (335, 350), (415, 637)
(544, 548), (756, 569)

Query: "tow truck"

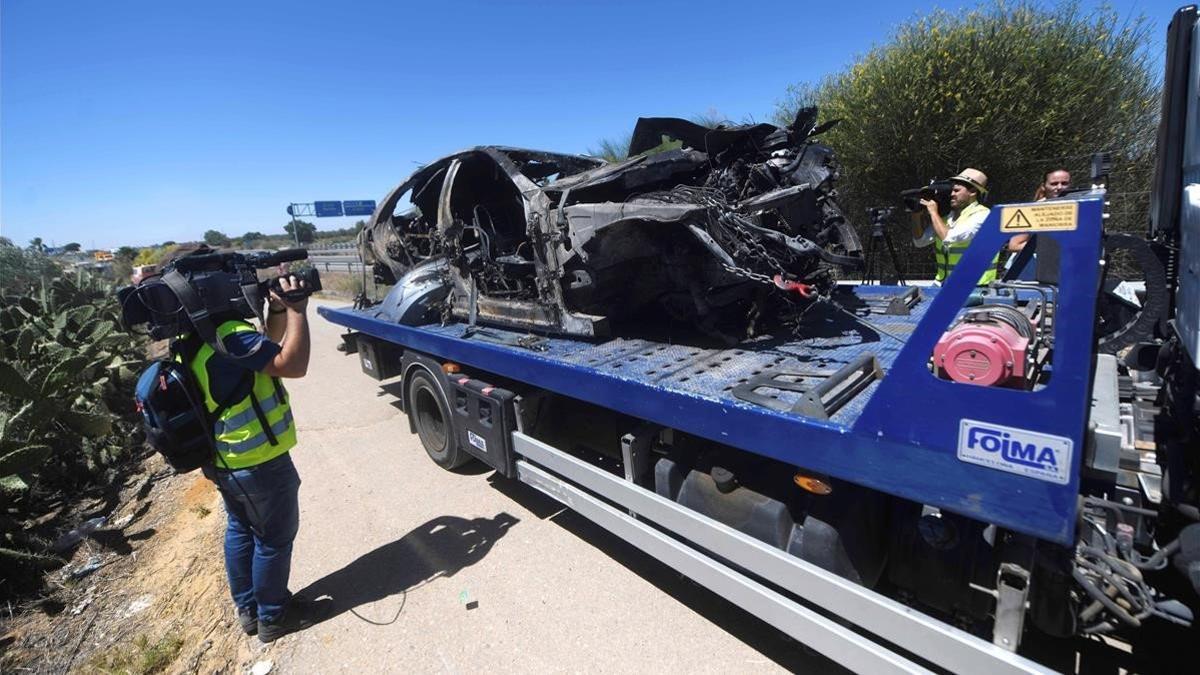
(318, 7), (1200, 671)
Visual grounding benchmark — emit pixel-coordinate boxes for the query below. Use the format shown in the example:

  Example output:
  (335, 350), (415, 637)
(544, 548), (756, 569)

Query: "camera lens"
(138, 280), (183, 316)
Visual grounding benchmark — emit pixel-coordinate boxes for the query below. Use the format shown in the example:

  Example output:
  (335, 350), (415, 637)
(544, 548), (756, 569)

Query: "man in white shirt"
(910, 168), (999, 286)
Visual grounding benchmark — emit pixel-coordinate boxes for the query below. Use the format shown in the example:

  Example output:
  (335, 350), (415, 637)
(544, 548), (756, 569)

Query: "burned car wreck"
(359, 109), (863, 341)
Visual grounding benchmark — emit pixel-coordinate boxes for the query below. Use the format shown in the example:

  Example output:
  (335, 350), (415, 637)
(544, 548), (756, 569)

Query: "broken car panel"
(360, 108), (863, 340)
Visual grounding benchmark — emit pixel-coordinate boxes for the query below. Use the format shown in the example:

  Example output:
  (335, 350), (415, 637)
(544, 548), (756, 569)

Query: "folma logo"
(957, 419), (1072, 485)
(966, 426), (1058, 470)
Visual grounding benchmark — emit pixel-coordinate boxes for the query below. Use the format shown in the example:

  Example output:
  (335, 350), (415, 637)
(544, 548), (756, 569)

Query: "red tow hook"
(772, 274), (815, 298)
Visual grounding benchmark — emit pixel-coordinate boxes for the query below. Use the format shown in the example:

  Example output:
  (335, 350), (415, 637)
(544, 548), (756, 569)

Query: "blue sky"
(0, 0), (1183, 249)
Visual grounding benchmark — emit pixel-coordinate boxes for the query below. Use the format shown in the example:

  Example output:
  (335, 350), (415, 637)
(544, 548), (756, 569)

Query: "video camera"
(118, 246), (322, 341)
(900, 179), (954, 214)
(867, 206), (897, 223)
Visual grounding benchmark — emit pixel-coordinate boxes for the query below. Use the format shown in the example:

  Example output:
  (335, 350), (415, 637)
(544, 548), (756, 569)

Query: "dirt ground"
(0, 453), (278, 674)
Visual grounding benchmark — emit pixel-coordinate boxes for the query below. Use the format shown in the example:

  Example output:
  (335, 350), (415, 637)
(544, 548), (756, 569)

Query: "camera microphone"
(251, 248), (309, 267)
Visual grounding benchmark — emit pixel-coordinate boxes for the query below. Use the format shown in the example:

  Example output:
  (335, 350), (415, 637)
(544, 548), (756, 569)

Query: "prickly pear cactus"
(0, 252), (145, 583)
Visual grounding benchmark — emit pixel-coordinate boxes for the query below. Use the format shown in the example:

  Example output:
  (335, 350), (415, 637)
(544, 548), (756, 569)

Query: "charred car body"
(360, 109), (863, 341)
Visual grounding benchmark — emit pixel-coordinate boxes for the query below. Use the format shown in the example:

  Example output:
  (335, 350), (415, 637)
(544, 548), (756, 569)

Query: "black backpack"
(134, 336), (246, 473)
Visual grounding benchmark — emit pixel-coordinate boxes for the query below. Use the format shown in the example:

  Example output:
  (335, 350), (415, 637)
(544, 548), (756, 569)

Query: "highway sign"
(343, 200), (377, 216)
(314, 201), (344, 217)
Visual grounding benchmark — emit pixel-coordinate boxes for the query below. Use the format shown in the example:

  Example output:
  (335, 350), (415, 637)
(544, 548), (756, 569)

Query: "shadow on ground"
(295, 512), (519, 625)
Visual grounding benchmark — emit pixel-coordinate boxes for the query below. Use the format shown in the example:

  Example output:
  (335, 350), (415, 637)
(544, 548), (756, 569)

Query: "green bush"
(0, 243), (61, 297)
(0, 257), (145, 584)
(775, 0), (1159, 275)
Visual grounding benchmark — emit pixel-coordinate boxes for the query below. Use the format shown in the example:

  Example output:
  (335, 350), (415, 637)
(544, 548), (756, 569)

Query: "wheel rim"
(413, 383), (448, 454)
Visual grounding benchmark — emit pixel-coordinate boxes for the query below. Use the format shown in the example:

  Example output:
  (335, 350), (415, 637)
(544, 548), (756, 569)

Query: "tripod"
(862, 208), (907, 286)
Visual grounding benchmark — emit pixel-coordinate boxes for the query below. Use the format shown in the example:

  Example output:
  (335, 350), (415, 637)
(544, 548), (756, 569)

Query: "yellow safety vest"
(189, 320), (297, 470)
(934, 201), (1000, 286)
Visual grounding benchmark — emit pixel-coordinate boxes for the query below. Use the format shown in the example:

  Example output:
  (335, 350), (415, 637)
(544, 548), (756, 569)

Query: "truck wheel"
(407, 369), (470, 469)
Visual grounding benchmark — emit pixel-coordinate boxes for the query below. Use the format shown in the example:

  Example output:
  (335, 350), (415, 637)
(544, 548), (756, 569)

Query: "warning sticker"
(1000, 202), (1078, 233)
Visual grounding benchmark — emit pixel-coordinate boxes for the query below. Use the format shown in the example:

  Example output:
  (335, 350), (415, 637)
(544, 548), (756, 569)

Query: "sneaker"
(257, 597), (332, 643)
(236, 606), (258, 636)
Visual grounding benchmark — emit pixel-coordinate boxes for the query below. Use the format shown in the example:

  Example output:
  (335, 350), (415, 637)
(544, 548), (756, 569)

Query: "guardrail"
(306, 242), (358, 252)
(313, 260), (365, 273)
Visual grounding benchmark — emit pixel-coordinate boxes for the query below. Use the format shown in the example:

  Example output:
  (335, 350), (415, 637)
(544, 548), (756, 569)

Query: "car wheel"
(407, 368), (470, 469)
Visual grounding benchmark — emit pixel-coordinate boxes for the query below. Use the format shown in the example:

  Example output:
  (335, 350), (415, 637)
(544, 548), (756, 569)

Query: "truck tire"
(407, 368), (471, 469)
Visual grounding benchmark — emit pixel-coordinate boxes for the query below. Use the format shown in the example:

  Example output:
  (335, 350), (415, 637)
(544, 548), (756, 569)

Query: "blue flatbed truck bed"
(317, 196), (1106, 673)
(320, 195), (1103, 546)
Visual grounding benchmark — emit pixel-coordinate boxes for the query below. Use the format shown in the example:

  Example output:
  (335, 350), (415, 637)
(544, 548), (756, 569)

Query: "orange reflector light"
(442, 362), (462, 374)
(794, 473), (833, 495)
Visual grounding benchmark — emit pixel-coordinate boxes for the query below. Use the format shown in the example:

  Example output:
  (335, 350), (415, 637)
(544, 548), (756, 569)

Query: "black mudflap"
(448, 374), (518, 477)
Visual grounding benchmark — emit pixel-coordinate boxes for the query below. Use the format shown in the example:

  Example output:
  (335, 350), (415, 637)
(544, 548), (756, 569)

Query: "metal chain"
(720, 263), (776, 286)
(647, 185), (790, 279)
(643, 185), (908, 344)
(715, 212), (788, 277)
(720, 260), (906, 344)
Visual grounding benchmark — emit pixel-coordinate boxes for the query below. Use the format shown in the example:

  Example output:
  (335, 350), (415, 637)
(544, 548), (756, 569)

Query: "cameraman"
(197, 273), (326, 643)
(910, 168), (1000, 286)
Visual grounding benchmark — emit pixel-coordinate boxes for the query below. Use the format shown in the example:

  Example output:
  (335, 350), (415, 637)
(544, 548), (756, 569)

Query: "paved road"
(279, 299), (833, 673)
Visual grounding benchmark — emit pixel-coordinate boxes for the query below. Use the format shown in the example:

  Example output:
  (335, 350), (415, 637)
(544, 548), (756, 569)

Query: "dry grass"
(315, 271), (392, 302)
(82, 634), (183, 674)
(317, 271), (364, 298)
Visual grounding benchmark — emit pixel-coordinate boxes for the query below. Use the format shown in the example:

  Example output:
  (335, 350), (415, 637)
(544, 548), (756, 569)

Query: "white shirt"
(912, 202), (991, 248)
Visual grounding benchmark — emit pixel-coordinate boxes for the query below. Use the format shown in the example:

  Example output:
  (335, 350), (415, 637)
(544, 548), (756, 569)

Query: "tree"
(284, 220), (316, 244)
(27, 237), (45, 253)
(1, 240), (60, 294)
(774, 1), (1159, 275)
(112, 246), (138, 281)
(133, 247), (170, 266)
(203, 229), (230, 247)
(242, 231), (265, 243)
(63, 242), (82, 253)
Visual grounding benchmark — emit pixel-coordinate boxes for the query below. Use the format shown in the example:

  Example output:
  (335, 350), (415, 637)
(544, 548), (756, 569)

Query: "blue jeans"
(207, 453), (301, 623)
